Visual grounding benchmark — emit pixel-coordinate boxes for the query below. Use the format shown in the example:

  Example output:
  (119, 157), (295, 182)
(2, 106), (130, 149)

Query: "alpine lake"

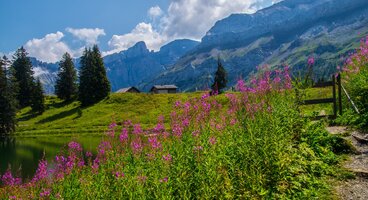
(0, 135), (103, 180)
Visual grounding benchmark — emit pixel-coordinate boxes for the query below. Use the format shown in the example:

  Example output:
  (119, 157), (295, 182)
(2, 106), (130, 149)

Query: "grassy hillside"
(16, 87), (334, 137)
(16, 93), (203, 136)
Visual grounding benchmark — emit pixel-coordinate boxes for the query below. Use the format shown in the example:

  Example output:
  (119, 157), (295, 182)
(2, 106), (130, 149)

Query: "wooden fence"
(301, 74), (342, 120)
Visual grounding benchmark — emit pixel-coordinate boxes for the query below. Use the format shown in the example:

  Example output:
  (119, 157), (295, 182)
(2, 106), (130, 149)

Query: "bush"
(340, 36), (368, 129)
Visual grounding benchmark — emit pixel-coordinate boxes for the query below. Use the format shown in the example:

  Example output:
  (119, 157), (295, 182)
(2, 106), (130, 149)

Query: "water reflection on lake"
(0, 135), (103, 180)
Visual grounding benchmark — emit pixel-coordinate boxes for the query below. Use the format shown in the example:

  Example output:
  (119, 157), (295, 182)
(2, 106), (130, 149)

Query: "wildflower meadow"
(0, 67), (348, 199)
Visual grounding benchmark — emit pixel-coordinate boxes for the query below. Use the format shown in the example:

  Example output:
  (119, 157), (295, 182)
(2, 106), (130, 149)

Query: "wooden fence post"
(337, 74), (342, 116)
(332, 75), (337, 119)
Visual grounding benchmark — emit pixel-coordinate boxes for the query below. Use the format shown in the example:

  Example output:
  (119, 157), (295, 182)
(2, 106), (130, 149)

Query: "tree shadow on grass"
(36, 107), (79, 124)
(48, 99), (76, 109)
(18, 110), (40, 122)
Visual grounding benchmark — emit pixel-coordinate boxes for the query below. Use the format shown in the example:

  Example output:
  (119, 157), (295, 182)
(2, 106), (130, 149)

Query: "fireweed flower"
(148, 137), (162, 149)
(236, 79), (246, 92)
(133, 124), (143, 135)
(91, 158), (100, 173)
(97, 141), (112, 157)
(137, 175), (147, 183)
(162, 153), (172, 162)
(192, 130), (200, 137)
(124, 120), (133, 127)
(154, 122), (165, 133)
(40, 188), (51, 198)
(119, 128), (129, 143)
(107, 122), (117, 137)
(68, 141), (82, 152)
(108, 122), (117, 129)
(85, 151), (93, 158)
(1, 169), (22, 186)
(131, 138), (143, 154)
(175, 100), (182, 107)
(209, 136), (217, 145)
(160, 177), (168, 183)
(31, 159), (48, 183)
(194, 146), (203, 152)
(78, 160), (85, 167)
(308, 56), (315, 65)
(230, 118), (237, 126)
(182, 118), (190, 127)
(201, 93), (210, 100)
(114, 172), (125, 179)
(172, 124), (183, 138)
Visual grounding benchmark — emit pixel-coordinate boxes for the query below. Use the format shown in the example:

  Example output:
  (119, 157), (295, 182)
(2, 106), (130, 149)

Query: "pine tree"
(0, 57), (17, 135)
(31, 79), (45, 114)
(55, 52), (78, 101)
(79, 48), (94, 106)
(211, 58), (227, 94)
(11, 47), (35, 108)
(79, 45), (110, 106)
(91, 45), (110, 101)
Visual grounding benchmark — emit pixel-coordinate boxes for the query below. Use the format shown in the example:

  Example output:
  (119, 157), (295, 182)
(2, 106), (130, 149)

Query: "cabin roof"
(116, 87), (140, 93)
(151, 85), (178, 90)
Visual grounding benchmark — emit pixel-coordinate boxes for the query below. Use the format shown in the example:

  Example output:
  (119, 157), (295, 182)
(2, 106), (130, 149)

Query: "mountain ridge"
(144, 0), (368, 91)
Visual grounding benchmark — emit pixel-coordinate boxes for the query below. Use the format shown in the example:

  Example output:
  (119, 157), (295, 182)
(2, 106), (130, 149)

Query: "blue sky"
(0, 0), (279, 62)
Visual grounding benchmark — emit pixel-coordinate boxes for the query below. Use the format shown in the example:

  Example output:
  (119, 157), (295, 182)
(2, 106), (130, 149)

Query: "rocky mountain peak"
(124, 41), (150, 58)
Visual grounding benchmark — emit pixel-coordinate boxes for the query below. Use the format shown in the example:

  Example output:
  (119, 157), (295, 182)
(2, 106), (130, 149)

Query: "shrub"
(340, 36), (368, 128)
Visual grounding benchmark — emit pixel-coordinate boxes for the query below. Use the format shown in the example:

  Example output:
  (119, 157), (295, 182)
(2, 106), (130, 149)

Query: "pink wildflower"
(31, 159), (48, 183)
(133, 124), (143, 135)
(68, 141), (82, 152)
(162, 153), (172, 162)
(40, 188), (51, 198)
(160, 177), (168, 183)
(209, 136), (217, 145)
(131, 138), (143, 154)
(148, 137), (162, 149)
(114, 172), (125, 179)
(308, 56), (315, 65)
(85, 151), (93, 158)
(192, 130), (200, 137)
(1, 169), (21, 186)
(119, 128), (129, 143)
(137, 175), (147, 183)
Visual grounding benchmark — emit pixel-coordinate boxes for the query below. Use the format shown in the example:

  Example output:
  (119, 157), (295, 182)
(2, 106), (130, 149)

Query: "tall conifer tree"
(91, 45), (110, 101)
(55, 52), (78, 101)
(211, 58), (227, 94)
(79, 45), (110, 106)
(0, 57), (17, 135)
(31, 78), (45, 114)
(11, 47), (35, 107)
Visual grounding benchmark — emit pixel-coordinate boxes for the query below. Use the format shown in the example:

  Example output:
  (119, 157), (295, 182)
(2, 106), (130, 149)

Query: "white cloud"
(148, 6), (163, 19)
(66, 27), (106, 45)
(107, 22), (166, 55)
(161, 0), (279, 40)
(104, 0), (281, 55)
(33, 66), (50, 77)
(25, 32), (72, 63)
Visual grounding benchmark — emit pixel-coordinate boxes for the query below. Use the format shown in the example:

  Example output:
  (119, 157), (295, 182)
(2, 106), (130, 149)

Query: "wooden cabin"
(150, 85), (178, 94)
(116, 87), (140, 93)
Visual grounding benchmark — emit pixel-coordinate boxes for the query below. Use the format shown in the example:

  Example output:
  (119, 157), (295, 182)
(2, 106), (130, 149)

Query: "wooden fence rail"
(301, 74), (342, 120)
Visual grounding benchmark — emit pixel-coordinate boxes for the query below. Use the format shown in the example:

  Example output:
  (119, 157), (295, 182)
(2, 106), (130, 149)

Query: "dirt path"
(327, 126), (368, 200)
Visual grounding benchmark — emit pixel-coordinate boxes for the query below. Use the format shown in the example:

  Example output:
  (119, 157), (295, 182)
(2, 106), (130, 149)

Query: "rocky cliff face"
(104, 39), (199, 92)
(33, 39), (199, 94)
(30, 58), (58, 94)
(145, 0), (368, 91)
